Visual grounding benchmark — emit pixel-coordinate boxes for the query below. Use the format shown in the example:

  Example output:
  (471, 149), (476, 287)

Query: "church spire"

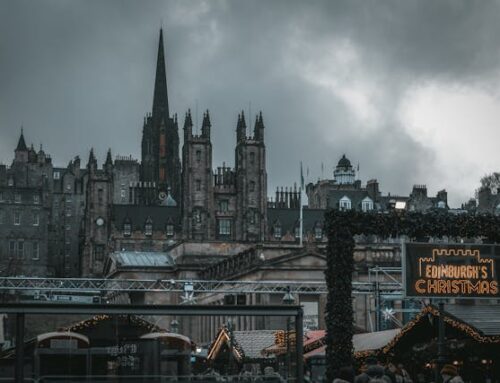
(152, 28), (169, 119)
(16, 128), (27, 152)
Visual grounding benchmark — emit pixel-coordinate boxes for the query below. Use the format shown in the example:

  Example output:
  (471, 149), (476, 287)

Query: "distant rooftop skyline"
(2, 0), (500, 207)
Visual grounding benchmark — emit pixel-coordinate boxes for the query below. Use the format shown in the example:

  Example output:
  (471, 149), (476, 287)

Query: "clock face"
(159, 191), (167, 201)
(96, 217), (104, 227)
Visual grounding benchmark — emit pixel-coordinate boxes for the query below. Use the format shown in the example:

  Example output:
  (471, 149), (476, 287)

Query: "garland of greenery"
(324, 209), (500, 381)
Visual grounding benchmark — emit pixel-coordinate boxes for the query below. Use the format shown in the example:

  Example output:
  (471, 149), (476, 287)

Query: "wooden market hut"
(0, 314), (194, 380)
(379, 304), (500, 382)
(207, 327), (277, 374)
(261, 328), (399, 381)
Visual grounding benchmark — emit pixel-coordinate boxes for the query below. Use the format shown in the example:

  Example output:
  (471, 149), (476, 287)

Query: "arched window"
(144, 218), (153, 236)
(314, 226), (323, 240)
(273, 220), (282, 239)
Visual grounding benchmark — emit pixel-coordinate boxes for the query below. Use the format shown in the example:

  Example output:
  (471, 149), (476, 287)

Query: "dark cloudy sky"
(2, 0), (500, 207)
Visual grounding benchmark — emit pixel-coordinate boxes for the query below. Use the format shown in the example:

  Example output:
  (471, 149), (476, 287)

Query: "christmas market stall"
(380, 304), (500, 382)
(207, 326), (277, 375)
(261, 328), (399, 381)
(0, 314), (194, 380)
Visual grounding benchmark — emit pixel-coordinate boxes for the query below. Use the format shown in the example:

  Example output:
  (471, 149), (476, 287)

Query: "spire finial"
(15, 128), (28, 152)
(152, 28), (169, 119)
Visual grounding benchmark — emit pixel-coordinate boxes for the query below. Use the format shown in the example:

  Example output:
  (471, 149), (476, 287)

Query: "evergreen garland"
(324, 211), (355, 382)
(324, 209), (500, 381)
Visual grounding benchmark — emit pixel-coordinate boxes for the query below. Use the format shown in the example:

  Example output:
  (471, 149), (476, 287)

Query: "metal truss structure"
(0, 276), (402, 296)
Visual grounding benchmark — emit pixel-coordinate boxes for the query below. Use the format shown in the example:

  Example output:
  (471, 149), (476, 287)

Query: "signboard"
(403, 243), (500, 299)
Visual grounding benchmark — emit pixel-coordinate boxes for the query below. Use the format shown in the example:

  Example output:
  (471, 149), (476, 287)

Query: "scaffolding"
(0, 277), (402, 296)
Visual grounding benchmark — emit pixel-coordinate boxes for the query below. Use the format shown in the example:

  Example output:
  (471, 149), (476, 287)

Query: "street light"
(170, 319), (179, 333)
(282, 286), (295, 305)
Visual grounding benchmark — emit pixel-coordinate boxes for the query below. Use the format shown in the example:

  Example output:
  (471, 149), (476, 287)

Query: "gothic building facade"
(1, 29), (452, 282)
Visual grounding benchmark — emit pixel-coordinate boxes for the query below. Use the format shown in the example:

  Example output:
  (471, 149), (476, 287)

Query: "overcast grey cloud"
(2, 0), (500, 206)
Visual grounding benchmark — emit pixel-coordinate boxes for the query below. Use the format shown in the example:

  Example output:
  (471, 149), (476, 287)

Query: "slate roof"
(233, 330), (276, 359)
(444, 304), (500, 336)
(112, 205), (181, 230)
(326, 189), (370, 210)
(109, 251), (175, 268)
(267, 208), (325, 234)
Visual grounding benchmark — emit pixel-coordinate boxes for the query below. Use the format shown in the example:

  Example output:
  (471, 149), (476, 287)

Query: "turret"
(254, 111), (265, 142)
(184, 109), (193, 140)
(236, 111), (246, 142)
(14, 129), (28, 163)
(201, 110), (211, 138)
(87, 148), (97, 173)
(104, 148), (113, 175)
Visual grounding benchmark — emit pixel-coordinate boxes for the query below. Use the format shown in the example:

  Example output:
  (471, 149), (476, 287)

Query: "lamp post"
(283, 287), (295, 380)
(170, 318), (179, 333)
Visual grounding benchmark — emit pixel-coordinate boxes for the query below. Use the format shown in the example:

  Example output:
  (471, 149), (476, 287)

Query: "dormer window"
(8, 177), (14, 187)
(166, 223), (174, 236)
(123, 222), (131, 236)
(339, 196), (351, 211)
(315, 227), (323, 240)
(274, 225), (282, 239)
(144, 219), (153, 236)
(294, 226), (301, 239)
(361, 196), (373, 212)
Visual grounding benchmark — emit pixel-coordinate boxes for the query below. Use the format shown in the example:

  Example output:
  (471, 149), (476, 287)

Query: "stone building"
(141, 29), (181, 202)
(306, 154), (448, 213)
(0, 132), (53, 276)
(50, 156), (87, 277)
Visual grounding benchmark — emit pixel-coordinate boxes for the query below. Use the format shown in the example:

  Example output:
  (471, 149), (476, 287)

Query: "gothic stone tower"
(181, 110), (215, 240)
(141, 29), (181, 203)
(235, 112), (267, 241)
(81, 149), (113, 277)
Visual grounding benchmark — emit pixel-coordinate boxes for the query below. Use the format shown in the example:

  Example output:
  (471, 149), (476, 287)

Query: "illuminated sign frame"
(403, 242), (500, 299)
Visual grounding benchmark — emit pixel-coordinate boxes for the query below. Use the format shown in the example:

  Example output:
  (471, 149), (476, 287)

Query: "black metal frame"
(1, 303), (304, 383)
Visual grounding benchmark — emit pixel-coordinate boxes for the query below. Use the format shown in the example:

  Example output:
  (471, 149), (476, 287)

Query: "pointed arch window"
(144, 217), (153, 236)
(123, 219), (132, 236)
(314, 223), (323, 240)
(166, 219), (174, 236)
(273, 221), (282, 239)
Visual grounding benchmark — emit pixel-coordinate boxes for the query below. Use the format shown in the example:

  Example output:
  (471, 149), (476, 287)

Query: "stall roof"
(303, 329), (400, 359)
(444, 304), (500, 336)
(233, 330), (276, 360)
(207, 328), (276, 361)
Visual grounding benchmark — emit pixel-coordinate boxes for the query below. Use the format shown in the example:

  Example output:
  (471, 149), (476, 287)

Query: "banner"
(403, 243), (500, 299)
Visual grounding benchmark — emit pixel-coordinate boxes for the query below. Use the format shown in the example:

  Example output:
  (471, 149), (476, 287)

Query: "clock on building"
(96, 217), (104, 227)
